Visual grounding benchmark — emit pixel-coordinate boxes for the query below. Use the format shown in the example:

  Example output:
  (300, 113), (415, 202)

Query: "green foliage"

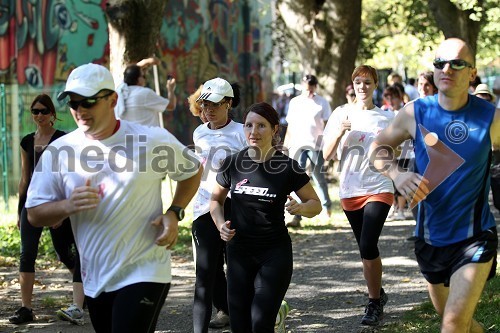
(174, 221), (194, 257)
(359, 0), (441, 65)
(0, 221), (56, 261)
(359, 0), (499, 75)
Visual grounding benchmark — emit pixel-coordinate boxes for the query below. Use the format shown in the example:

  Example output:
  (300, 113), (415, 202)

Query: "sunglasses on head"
(67, 91), (114, 110)
(31, 108), (51, 115)
(433, 58), (473, 71)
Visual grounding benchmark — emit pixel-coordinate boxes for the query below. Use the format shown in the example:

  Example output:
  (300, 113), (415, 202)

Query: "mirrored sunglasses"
(433, 58), (473, 71)
(31, 108), (51, 115)
(67, 91), (114, 110)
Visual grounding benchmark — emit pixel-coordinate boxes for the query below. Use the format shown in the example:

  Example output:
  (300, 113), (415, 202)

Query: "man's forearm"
(369, 141), (399, 179)
(166, 91), (177, 111)
(169, 166), (202, 209)
(27, 200), (71, 227)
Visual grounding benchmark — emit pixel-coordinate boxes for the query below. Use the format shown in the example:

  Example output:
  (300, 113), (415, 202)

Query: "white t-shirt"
(323, 105), (395, 199)
(115, 84), (169, 127)
(25, 120), (200, 297)
(192, 121), (246, 220)
(285, 93), (332, 152)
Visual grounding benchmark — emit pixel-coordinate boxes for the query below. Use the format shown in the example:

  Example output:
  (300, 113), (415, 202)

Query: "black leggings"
(226, 240), (293, 333)
(344, 201), (391, 260)
(19, 207), (76, 272)
(86, 282), (170, 333)
(192, 200), (231, 333)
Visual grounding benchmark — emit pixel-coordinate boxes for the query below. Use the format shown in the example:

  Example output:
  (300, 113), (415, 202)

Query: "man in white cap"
(25, 63), (202, 332)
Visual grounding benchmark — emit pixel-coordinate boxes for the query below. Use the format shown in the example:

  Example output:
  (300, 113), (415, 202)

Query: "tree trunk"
(276, 0), (362, 108)
(427, 0), (483, 58)
(105, 0), (167, 81)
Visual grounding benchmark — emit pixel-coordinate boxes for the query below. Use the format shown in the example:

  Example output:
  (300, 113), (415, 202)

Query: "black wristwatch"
(166, 205), (185, 221)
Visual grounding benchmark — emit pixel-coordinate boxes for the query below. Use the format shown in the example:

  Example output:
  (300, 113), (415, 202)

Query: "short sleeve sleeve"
(290, 158), (310, 193)
(216, 155), (233, 189)
(20, 134), (33, 152)
(321, 98), (332, 121)
(150, 127), (201, 181)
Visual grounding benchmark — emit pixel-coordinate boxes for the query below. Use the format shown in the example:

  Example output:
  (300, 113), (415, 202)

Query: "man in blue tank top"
(370, 38), (500, 333)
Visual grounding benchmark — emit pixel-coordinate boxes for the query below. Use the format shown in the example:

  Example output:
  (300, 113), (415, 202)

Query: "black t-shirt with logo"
(216, 148), (310, 247)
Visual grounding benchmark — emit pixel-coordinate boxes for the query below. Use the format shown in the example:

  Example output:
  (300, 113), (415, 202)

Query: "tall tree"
(105, 0), (167, 79)
(427, 0), (482, 55)
(275, 0), (362, 107)
(360, 0), (497, 66)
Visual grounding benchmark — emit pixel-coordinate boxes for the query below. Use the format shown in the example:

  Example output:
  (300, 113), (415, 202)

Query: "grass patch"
(382, 268), (500, 332)
(41, 296), (64, 308)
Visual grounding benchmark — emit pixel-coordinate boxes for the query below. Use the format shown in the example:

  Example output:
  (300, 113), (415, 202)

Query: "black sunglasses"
(31, 108), (51, 115)
(433, 58), (473, 71)
(67, 91), (114, 110)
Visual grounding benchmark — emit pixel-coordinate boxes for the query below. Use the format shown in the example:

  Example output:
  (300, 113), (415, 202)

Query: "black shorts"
(414, 228), (498, 287)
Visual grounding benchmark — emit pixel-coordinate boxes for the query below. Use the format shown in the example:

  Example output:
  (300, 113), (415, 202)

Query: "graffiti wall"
(0, 0), (272, 142)
(0, 0), (272, 194)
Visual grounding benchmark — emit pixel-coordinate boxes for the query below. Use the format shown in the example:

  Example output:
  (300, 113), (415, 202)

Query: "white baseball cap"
(58, 63), (115, 100)
(196, 78), (234, 103)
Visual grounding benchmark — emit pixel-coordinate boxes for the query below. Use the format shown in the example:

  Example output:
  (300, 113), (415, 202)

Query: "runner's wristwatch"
(166, 205), (185, 221)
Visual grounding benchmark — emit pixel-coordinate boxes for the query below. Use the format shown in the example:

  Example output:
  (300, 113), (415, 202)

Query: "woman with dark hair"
(417, 71), (438, 98)
(323, 65), (394, 326)
(10, 94), (84, 325)
(210, 102), (321, 332)
(191, 78), (246, 331)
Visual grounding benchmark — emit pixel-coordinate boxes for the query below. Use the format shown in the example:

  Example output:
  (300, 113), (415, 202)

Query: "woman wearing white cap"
(191, 78), (246, 332)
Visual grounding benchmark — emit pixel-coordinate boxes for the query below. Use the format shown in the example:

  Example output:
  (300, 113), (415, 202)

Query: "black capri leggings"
(86, 282), (170, 333)
(192, 199), (231, 333)
(344, 201), (391, 260)
(226, 239), (293, 333)
(19, 207), (76, 272)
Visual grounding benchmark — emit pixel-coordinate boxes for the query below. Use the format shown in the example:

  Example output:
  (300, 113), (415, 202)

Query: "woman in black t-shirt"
(210, 102), (322, 332)
(9, 94), (84, 325)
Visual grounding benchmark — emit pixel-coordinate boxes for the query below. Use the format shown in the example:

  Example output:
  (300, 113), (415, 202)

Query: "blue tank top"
(413, 95), (495, 246)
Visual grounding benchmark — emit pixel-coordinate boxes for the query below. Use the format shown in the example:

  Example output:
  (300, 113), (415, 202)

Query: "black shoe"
(9, 307), (34, 324)
(361, 301), (383, 326)
(406, 235), (418, 242)
(380, 288), (388, 306)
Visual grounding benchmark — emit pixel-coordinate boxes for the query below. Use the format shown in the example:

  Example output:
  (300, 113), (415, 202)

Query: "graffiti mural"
(0, 0), (109, 89)
(0, 0), (271, 143)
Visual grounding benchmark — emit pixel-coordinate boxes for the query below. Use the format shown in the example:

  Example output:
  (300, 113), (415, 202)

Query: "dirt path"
(0, 216), (433, 333)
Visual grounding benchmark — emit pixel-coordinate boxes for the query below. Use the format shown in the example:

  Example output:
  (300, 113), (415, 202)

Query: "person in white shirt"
(323, 65), (394, 326)
(25, 63), (202, 333)
(191, 78), (247, 331)
(283, 74), (332, 227)
(115, 62), (177, 127)
(404, 78), (420, 101)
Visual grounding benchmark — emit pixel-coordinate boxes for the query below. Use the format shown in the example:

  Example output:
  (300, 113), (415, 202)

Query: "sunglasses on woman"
(433, 58), (473, 71)
(198, 100), (226, 110)
(31, 108), (51, 115)
(67, 91), (114, 110)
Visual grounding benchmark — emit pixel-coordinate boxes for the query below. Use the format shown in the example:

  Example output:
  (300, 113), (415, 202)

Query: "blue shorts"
(414, 227), (498, 287)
